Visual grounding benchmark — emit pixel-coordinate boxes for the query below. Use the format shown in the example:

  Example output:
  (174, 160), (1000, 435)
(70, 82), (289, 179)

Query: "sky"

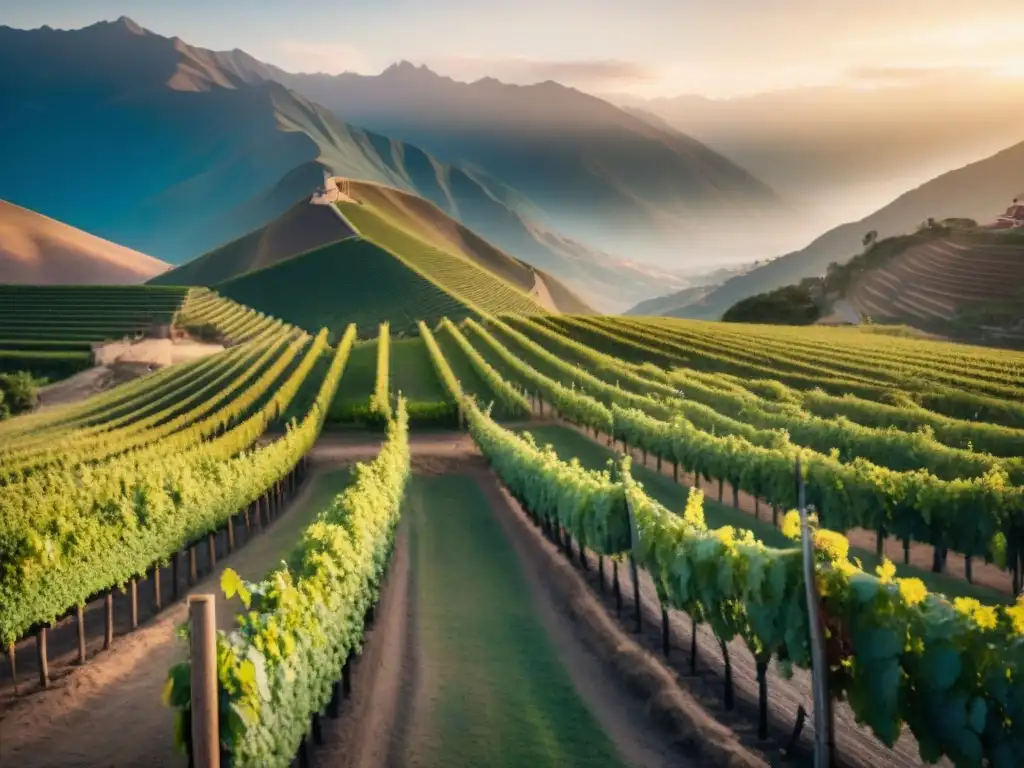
(4, 0), (1024, 98)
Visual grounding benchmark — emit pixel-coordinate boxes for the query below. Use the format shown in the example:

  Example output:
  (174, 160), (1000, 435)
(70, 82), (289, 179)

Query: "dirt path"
(311, 522), (414, 768)
(0, 464), (344, 768)
(313, 445), (703, 767)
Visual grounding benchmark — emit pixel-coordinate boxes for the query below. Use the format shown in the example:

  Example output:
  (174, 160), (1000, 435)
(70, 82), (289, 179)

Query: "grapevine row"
(438, 318), (532, 418)
(0, 325), (353, 646)
(466, 320), (1024, 586)
(453, 391), (1024, 768)
(166, 398), (411, 766)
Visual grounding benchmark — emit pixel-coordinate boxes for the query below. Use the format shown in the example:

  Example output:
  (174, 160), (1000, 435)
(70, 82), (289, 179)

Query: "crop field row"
(456, 316), (1024, 594)
(176, 288), (288, 344)
(0, 318), (353, 652)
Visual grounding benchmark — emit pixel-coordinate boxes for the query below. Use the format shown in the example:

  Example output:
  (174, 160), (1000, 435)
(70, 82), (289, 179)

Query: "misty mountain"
(616, 76), (1024, 229)
(0, 18), (680, 309)
(675, 140), (1024, 319)
(213, 57), (794, 268)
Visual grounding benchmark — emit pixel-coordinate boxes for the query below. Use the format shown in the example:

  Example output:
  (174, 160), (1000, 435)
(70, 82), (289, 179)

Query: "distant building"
(310, 170), (352, 205)
(984, 196), (1024, 229)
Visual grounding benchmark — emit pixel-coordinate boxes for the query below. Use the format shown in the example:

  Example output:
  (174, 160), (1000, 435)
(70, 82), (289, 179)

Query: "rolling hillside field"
(1, 281), (1023, 768)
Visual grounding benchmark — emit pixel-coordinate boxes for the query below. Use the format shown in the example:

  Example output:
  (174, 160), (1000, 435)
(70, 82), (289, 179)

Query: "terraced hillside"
(849, 237), (1024, 339)
(175, 288), (294, 344)
(0, 284), (189, 379)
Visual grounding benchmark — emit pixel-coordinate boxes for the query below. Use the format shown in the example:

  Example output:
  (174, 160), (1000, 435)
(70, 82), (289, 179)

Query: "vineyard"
(0, 284), (189, 378)
(1, 298), (1022, 768)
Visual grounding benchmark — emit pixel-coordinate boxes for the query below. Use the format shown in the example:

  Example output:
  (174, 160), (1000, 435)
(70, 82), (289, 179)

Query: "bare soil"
(37, 339), (225, 409)
(92, 338), (225, 368)
(530, 271), (560, 313)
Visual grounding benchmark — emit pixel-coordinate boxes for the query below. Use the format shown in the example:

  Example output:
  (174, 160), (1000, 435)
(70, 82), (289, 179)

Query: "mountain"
(0, 17), (419, 263)
(617, 75), (1024, 229)
(209, 191), (563, 337)
(623, 286), (717, 317)
(623, 262), (759, 316)
(217, 57), (793, 269)
(154, 179), (596, 314)
(149, 195), (357, 287)
(0, 200), (169, 284)
(674, 140), (1024, 320)
(0, 19), (683, 310)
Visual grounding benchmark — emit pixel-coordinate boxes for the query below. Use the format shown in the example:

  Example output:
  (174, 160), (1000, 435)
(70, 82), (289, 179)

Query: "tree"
(862, 230), (878, 249)
(0, 371), (38, 416)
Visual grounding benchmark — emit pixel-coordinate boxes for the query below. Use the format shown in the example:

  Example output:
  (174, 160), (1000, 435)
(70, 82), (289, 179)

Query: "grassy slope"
(405, 474), (626, 767)
(348, 181), (595, 314)
(523, 425), (1011, 605)
(390, 338), (449, 403)
(338, 199), (548, 316)
(216, 239), (474, 338)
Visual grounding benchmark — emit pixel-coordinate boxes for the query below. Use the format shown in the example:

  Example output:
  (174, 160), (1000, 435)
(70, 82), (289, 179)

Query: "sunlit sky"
(5, 0), (1024, 97)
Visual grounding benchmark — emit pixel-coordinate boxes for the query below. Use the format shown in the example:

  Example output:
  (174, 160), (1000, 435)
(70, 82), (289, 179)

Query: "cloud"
(430, 56), (656, 87)
(844, 65), (995, 84)
(271, 40), (367, 75)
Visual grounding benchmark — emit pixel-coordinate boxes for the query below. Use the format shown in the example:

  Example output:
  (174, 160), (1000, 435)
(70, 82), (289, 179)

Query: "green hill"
(152, 180), (594, 314)
(346, 182), (595, 314)
(150, 199), (356, 286)
(215, 232), (546, 339)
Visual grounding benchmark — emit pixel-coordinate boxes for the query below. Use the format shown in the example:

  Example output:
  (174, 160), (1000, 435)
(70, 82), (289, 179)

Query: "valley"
(1, 7), (1023, 768)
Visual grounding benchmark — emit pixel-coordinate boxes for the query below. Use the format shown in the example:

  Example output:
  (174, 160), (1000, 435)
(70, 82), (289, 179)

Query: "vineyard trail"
(312, 463), (690, 768)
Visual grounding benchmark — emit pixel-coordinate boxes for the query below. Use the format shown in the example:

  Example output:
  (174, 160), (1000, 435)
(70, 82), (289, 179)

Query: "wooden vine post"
(625, 495), (642, 634)
(798, 457), (835, 767)
(188, 595), (220, 768)
(6, 644), (17, 696)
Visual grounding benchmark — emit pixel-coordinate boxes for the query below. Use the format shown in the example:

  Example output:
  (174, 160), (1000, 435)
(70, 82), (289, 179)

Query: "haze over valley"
(1, 1), (1022, 314)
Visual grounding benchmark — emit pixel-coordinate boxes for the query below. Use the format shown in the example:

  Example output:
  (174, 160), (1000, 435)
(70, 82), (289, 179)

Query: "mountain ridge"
(193, 46), (794, 269)
(0, 17), (700, 309)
